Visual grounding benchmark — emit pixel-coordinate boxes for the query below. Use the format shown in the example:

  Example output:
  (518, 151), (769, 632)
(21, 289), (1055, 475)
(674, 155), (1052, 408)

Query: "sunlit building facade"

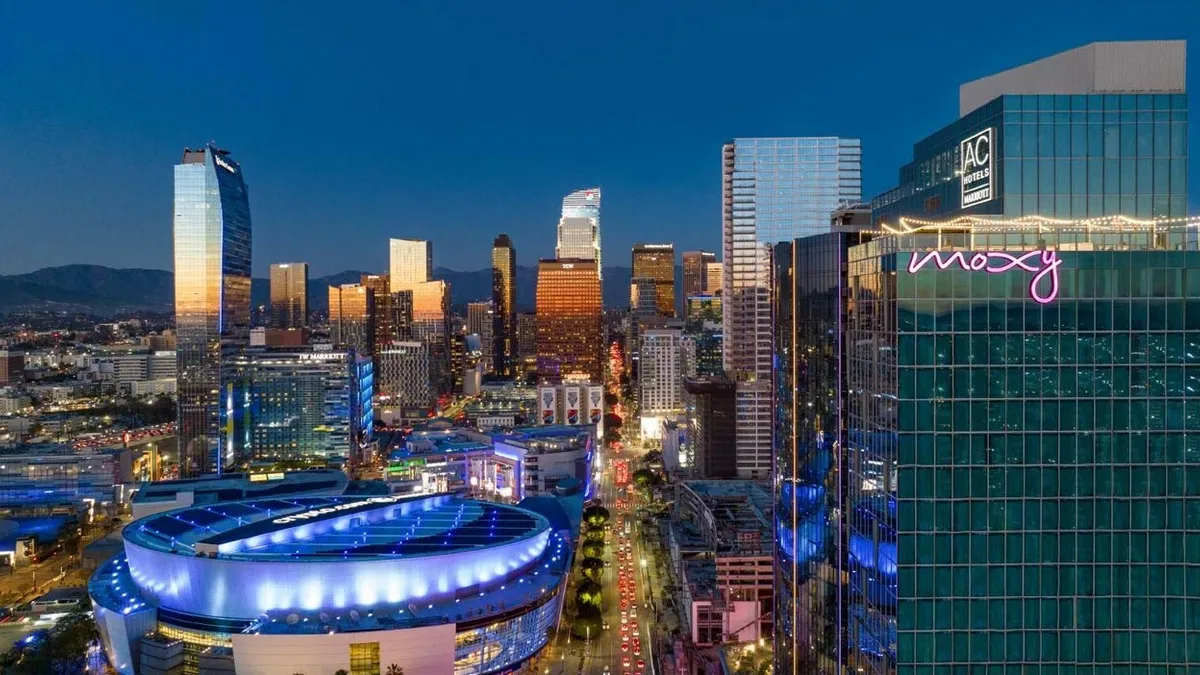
(556, 189), (602, 276)
(173, 144), (252, 477)
(493, 234), (517, 377)
(722, 136), (862, 478)
(632, 243), (676, 317)
(389, 238), (433, 292)
(536, 259), (602, 382)
(328, 284), (374, 356)
(705, 261), (723, 295)
(269, 263), (308, 330)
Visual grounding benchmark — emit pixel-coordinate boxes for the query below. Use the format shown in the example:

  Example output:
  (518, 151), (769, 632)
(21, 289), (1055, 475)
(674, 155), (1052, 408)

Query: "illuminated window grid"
(349, 641), (381, 675)
(155, 623), (233, 675)
(845, 229), (1200, 674)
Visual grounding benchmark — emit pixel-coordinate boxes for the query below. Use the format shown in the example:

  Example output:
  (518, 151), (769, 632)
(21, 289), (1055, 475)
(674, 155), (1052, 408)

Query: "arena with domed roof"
(90, 492), (575, 675)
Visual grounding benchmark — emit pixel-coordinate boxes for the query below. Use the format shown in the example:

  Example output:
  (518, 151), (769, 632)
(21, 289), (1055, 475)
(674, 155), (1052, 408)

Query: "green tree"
(583, 504), (611, 528)
(580, 556), (605, 582)
(0, 606), (99, 674)
(604, 412), (623, 429)
(571, 605), (603, 639)
(632, 468), (660, 487)
(581, 542), (605, 558)
(575, 579), (603, 608)
(582, 529), (605, 545)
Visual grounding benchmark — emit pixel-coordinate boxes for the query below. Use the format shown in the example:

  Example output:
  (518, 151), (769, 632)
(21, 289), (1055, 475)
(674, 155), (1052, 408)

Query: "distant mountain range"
(0, 264), (669, 315)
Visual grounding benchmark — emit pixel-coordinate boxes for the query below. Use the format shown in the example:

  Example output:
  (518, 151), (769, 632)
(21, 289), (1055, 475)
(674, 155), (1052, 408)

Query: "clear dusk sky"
(0, 0), (1196, 277)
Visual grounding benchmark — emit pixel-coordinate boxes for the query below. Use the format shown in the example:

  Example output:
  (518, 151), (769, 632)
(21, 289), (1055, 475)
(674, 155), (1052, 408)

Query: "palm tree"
(385, 665), (405, 675)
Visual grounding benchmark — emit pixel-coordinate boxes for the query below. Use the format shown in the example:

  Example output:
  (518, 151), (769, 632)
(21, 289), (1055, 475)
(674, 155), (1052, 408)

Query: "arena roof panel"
(124, 494), (550, 562)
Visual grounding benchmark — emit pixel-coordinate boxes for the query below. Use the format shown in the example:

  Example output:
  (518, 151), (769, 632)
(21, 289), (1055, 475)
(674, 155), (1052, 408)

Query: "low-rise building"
(670, 481), (773, 649)
(0, 444), (132, 509)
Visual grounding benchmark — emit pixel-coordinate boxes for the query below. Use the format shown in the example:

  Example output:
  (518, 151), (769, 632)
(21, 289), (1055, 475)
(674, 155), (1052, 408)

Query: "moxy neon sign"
(907, 250), (1062, 304)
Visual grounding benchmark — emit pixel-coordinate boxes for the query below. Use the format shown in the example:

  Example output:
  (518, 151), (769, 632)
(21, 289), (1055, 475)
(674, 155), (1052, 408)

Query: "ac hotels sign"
(960, 128), (993, 207)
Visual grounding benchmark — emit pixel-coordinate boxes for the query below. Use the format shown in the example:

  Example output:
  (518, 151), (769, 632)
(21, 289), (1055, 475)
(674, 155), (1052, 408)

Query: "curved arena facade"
(90, 493), (572, 675)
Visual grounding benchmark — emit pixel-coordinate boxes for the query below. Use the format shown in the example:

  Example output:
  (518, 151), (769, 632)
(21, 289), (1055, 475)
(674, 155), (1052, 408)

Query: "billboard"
(564, 386), (581, 425)
(587, 385), (603, 424)
(539, 386), (557, 425)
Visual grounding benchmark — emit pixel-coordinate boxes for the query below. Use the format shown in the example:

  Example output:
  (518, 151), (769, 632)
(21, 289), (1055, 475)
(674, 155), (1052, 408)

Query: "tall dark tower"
(492, 234), (517, 377)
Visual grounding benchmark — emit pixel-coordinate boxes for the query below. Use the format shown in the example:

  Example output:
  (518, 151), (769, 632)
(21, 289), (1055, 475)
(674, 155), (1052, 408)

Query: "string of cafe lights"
(879, 214), (1200, 235)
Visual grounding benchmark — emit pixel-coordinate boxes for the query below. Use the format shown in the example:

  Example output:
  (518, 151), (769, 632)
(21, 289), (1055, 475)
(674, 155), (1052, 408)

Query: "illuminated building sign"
(214, 155), (237, 174)
(960, 128), (993, 207)
(270, 495), (403, 525)
(907, 250), (1062, 304)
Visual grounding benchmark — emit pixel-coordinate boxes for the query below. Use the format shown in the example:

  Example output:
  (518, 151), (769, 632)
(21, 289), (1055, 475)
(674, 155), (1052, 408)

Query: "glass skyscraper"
(269, 262), (308, 329)
(847, 219), (1200, 675)
(389, 238), (433, 292)
(722, 136), (862, 478)
(873, 41), (1187, 226)
(493, 234), (517, 377)
(775, 40), (1193, 675)
(229, 348), (374, 464)
(556, 189), (602, 276)
(173, 144), (251, 477)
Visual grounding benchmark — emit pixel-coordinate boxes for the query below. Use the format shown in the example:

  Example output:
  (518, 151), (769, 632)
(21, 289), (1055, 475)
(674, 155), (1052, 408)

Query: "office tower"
(722, 136), (861, 479)
(467, 301), (495, 373)
(410, 280), (452, 392)
(492, 234), (517, 377)
(389, 238), (433, 292)
(683, 377), (737, 478)
(775, 41), (1190, 675)
(555, 189), (602, 276)
(362, 274), (413, 354)
(269, 263), (308, 329)
(637, 328), (691, 438)
(536, 259), (603, 382)
(772, 229), (871, 675)
(705, 262), (723, 295)
(682, 250), (715, 298)
(632, 243), (676, 317)
(376, 342), (433, 409)
(328, 284), (374, 356)
(229, 348), (373, 464)
(517, 312), (538, 358)
(173, 144), (252, 477)
(388, 238), (451, 394)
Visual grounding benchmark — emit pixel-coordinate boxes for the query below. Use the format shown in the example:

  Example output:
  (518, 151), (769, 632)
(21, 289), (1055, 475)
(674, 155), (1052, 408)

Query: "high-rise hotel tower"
(173, 144), (252, 476)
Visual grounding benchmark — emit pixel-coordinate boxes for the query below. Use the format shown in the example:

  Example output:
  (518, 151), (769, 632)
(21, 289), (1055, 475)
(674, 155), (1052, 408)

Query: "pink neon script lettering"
(907, 250), (1062, 304)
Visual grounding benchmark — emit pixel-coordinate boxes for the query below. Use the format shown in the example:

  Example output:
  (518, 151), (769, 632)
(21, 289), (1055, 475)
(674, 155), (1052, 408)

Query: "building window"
(349, 642), (381, 675)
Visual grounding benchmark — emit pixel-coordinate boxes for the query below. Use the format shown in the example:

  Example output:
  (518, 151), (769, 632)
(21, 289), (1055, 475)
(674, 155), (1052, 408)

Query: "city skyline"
(5, 3), (1194, 277)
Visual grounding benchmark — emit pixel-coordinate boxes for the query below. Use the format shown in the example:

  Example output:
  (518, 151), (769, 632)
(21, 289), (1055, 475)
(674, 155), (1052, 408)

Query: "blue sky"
(0, 0), (1196, 276)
